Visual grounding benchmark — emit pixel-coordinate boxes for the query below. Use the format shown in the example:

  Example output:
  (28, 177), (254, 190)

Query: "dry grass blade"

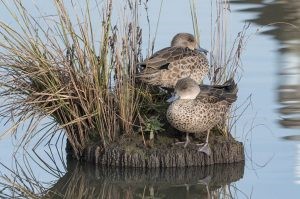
(189, 0), (201, 44)
(209, 0), (247, 85)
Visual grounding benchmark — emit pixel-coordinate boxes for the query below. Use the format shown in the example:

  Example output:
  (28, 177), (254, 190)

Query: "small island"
(67, 124), (244, 167)
(0, 0), (245, 168)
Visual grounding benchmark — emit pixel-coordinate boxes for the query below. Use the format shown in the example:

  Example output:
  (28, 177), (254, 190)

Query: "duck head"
(171, 33), (198, 49)
(171, 33), (208, 54)
(167, 77), (200, 102)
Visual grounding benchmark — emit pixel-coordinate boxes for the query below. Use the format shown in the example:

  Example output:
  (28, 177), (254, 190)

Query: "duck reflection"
(45, 159), (245, 199)
(232, 0), (300, 129)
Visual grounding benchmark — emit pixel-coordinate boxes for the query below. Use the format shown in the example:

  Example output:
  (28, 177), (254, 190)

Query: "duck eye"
(182, 85), (188, 90)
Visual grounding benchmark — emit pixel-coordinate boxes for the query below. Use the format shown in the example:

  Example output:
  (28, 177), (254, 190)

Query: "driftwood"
(67, 133), (244, 168)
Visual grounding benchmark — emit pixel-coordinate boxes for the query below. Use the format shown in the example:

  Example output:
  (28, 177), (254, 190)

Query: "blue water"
(1, 0), (300, 198)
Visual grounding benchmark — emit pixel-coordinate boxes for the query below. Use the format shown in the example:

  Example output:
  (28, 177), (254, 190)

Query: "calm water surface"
(1, 0), (300, 198)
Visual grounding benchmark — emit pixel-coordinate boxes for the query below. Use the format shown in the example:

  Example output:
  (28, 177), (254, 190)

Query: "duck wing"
(197, 78), (238, 104)
(138, 47), (205, 71)
(196, 91), (224, 104)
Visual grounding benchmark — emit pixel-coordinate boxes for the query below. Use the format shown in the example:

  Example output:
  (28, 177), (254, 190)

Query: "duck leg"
(197, 130), (211, 156)
(174, 133), (191, 148)
(198, 175), (211, 199)
(184, 133), (190, 148)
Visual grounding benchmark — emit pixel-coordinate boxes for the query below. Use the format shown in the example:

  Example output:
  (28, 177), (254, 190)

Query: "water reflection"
(45, 160), (245, 199)
(232, 0), (300, 188)
(0, 154), (245, 198)
(232, 0), (300, 129)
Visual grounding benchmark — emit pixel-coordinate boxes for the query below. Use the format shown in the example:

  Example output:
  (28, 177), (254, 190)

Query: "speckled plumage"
(166, 77), (237, 155)
(167, 78), (237, 134)
(167, 95), (229, 133)
(137, 33), (209, 88)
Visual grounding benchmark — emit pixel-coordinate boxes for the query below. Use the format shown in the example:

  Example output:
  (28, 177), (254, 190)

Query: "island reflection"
(45, 159), (245, 199)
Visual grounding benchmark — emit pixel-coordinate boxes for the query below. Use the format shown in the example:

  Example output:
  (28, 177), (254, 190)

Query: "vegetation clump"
(0, 0), (147, 158)
(0, 0), (245, 160)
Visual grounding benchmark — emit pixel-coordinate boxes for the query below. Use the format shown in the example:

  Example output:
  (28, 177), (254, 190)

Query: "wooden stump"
(67, 134), (244, 168)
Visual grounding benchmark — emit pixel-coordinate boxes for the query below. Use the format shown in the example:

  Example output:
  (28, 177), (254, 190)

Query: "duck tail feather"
(223, 78), (238, 94)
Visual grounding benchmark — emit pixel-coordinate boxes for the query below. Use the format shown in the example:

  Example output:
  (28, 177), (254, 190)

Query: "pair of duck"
(137, 33), (237, 156)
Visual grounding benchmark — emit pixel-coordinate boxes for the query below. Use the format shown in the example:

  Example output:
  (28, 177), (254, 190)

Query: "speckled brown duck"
(166, 77), (238, 155)
(137, 33), (209, 88)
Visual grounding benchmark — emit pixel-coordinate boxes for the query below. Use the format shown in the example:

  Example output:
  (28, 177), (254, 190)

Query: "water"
(1, 0), (300, 198)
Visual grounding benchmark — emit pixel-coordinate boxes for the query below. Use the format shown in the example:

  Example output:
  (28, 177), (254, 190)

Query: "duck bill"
(167, 95), (180, 103)
(196, 45), (208, 55)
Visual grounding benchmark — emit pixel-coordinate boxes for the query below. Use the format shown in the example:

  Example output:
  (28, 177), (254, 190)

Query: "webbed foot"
(174, 139), (190, 148)
(198, 143), (211, 156)
(174, 133), (190, 148)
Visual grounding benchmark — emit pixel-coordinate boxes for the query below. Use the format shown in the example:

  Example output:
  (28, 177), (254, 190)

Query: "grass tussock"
(0, 0), (145, 157)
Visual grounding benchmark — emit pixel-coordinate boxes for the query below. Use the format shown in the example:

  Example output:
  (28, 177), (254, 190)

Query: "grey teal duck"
(166, 77), (238, 155)
(137, 33), (209, 88)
